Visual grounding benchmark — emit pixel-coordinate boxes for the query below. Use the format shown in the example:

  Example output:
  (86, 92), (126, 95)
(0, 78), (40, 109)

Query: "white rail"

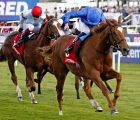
(112, 42), (140, 72)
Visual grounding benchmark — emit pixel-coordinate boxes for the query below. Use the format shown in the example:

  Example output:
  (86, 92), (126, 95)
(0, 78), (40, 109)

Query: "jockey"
(58, 18), (80, 35)
(14, 5), (46, 47)
(58, 6), (106, 53)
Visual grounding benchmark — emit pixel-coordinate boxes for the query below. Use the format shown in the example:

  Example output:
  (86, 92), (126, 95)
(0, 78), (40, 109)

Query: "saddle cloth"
(12, 32), (24, 56)
(12, 32), (39, 56)
(63, 39), (83, 76)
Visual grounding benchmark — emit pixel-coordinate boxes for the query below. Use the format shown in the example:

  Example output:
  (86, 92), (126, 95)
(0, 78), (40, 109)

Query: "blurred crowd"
(0, 20), (19, 34)
(1, 5), (140, 34)
(50, 5), (140, 18)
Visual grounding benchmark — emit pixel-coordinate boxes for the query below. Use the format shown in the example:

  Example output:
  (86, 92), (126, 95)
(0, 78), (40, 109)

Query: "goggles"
(33, 15), (39, 18)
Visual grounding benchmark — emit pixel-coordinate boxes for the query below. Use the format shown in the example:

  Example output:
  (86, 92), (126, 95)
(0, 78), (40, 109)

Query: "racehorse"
(0, 15), (62, 103)
(37, 16), (129, 115)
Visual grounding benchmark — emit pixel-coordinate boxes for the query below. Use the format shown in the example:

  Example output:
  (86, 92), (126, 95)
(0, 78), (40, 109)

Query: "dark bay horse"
(0, 15), (63, 103)
(37, 16), (129, 115)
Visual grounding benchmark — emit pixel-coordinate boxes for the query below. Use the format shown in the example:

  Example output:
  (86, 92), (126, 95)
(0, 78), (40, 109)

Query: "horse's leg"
(83, 79), (103, 112)
(78, 76), (84, 88)
(36, 69), (47, 94)
(26, 68), (37, 104)
(56, 76), (66, 115)
(7, 57), (23, 101)
(104, 81), (114, 93)
(75, 75), (80, 99)
(86, 79), (114, 93)
(91, 72), (118, 114)
(101, 68), (122, 108)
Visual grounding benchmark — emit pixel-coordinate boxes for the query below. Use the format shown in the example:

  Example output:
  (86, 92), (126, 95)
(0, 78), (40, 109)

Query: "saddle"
(12, 32), (39, 56)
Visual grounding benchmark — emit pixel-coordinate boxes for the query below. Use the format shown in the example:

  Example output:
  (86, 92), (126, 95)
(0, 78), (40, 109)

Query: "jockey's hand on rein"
(64, 23), (69, 30)
(18, 28), (23, 32)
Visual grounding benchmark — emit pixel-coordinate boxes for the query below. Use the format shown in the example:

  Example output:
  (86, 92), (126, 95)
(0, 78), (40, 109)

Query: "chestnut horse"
(37, 16), (129, 115)
(0, 15), (62, 103)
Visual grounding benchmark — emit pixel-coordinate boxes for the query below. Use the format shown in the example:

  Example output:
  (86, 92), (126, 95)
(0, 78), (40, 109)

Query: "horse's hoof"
(31, 100), (38, 104)
(59, 111), (63, 115)
(110, 110), (119, 114)
(77, 96), (80, 99)
(17, 97), (23, 101)
(95, 107), (103, 112)
(109, 90), (114, 94)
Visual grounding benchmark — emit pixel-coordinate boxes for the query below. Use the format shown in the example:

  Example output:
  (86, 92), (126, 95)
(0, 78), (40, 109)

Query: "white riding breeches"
(23, 23), (40, 32)
(79, 19), (90, 34)
(58, 18), (90, 34)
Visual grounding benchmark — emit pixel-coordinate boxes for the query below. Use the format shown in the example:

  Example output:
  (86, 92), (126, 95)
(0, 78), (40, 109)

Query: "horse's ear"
(106, 18), (113, 26)
(46, 14), (50, 20)
(118, 15), (122, 24)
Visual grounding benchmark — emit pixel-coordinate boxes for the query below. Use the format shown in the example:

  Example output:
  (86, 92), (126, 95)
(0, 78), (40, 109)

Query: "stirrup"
(14, 43), (20, 47)
(65, 45), (74, 53)
(65, 48), (70, 53)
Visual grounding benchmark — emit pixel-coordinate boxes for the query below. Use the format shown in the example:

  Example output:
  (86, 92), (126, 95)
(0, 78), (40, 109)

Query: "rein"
(93, 46), (110, 54)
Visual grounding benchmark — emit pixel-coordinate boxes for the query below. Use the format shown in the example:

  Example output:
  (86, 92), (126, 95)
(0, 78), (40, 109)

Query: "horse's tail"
(0, 48), (7, 62)
(36, 46), (53, 57)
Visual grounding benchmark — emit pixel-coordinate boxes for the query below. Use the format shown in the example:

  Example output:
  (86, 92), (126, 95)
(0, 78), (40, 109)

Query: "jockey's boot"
(65, 32), (86, 53)
(14, 29), (30, 47)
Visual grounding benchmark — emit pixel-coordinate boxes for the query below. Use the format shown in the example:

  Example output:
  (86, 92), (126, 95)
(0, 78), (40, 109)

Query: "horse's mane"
(91, 18), (118, 35)
(91, 22), (107, 35)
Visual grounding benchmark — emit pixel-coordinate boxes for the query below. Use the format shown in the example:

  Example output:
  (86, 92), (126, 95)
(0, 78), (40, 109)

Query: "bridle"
(108, 24), (126, 50)
(93, 23), (126, 54)
(40, 18), (60, 40)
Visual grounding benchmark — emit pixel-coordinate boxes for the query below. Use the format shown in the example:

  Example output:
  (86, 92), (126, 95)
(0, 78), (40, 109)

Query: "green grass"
(0, 61), (140, 120)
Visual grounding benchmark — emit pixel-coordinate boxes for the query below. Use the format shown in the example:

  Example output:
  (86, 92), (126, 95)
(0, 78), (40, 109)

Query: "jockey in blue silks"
(58, 6), (106, 53)
(14, 6), (46, 47)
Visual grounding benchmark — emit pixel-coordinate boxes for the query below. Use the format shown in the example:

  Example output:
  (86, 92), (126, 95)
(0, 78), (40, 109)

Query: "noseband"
(40, 18), (60, 39)
(108, 24), (126, 49)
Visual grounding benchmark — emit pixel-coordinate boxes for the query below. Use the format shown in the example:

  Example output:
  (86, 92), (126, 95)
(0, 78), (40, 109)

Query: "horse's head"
(106, 16), (129, 56)
(40, 15), (64, 40)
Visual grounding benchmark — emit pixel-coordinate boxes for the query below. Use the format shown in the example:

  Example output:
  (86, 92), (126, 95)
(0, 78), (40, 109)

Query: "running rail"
(112, 42), (140, 72)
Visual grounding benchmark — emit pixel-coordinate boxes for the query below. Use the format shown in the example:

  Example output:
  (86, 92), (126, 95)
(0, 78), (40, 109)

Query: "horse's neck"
(95, 27), (111, 52)
(36, 32), (51, 47)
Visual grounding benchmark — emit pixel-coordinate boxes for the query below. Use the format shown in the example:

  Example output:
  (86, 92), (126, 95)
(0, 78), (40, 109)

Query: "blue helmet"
(87, 7), (105, 25)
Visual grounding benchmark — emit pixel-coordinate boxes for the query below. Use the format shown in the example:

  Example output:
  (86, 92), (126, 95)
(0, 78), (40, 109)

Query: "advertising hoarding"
(0, 0), (37, 20)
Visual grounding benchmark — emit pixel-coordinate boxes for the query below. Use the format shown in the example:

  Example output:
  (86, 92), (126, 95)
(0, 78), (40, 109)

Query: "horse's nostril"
(123, 48), (130, 52)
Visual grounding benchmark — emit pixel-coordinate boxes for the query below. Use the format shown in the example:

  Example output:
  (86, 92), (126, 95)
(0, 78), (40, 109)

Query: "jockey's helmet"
(31, 6), (42, 17)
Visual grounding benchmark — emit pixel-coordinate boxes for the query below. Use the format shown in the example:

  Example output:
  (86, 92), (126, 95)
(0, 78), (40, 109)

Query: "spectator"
(53, 7), (58, 14)
(122, 5), (128, 19)
(44, 8), (49, 15)
(58, 7), (62, 13)
(2, 21), (11, 33)
(63, 7), (68, 13)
